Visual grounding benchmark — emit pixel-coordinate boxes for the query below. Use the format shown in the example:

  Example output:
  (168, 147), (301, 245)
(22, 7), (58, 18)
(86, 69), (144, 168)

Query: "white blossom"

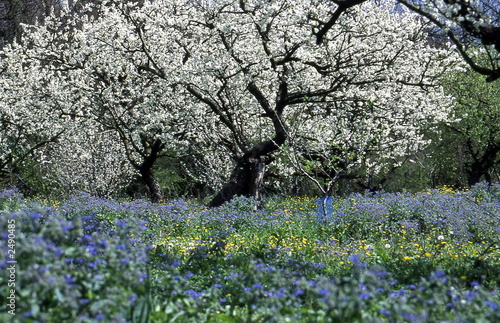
(0, 0), (463, 194)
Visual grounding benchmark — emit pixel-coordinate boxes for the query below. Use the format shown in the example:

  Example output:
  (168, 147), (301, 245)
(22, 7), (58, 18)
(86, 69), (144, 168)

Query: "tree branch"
(316, 0), (368, 44)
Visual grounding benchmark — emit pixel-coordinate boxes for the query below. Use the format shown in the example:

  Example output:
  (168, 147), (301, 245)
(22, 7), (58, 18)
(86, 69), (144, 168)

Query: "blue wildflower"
(98, 239), (108, 247)
(359, 291), (370, 300)
(293, 289), (304, 297)
(276, 288), (286, 298)
(79, 298), (90, 306)
(379, 309), (391, 316)
(253, 283), (263, 289)
(64, 274), (76, 285)
(318, 288), (330, 297)
(116, 220), (127, 227)
(483, 301), (499, 311)
(185, 289), (203, 299)
(30, 212), (43, 220)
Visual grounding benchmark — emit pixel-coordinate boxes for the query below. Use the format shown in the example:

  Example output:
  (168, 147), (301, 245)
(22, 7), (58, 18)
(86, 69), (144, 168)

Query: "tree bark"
(208, 150), (275, 208)
(466, 145), (499, 187)
(207, 80), (288, 207)
(133, 138), (164, 203)
(208, 158), (254, 208)
(139, 166), (163, 203)
(468, 162), (491, 187)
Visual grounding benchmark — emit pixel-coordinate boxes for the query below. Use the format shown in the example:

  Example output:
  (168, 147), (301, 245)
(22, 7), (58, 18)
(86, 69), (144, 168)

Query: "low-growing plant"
(0, 183), (499, 322)
(0, 204), (150, 322)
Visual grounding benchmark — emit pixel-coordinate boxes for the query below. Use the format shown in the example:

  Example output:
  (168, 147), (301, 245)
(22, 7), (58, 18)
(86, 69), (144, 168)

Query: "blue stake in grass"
(316, 196), (333, 222)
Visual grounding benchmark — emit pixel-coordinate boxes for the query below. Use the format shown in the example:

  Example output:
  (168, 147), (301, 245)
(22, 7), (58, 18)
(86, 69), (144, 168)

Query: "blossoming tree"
(0, 49), (66, 187)
(0, 42), (134, 195)
(319, 0), (500, 81)
(170, 0), (459, 204)
(1, 0), (459, 204)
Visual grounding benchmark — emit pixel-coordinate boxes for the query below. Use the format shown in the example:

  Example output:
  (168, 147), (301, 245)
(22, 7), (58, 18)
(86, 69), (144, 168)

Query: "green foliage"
(439, 67), (500, 183)
(372, 67), (500, 193)
(154, 155), (207, 198)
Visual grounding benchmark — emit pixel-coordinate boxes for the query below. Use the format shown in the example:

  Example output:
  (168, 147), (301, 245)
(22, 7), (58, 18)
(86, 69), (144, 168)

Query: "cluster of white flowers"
(397, 0), (499, 76)
(0, 0), (463, 195)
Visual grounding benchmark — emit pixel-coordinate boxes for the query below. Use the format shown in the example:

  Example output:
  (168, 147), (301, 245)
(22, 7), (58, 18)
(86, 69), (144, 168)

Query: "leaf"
(211, 314), (242, 322)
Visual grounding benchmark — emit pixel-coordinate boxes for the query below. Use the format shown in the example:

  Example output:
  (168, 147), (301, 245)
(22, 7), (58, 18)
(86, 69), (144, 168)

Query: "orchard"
(0, 0), (499, 322)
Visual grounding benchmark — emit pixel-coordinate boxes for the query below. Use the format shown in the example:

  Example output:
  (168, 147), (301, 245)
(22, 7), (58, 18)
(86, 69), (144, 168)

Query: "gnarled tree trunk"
(208, 140), (281, 208)
(208, 154), (270, 208)
(133, 138), (164, 203)
(250, 161), (266, 201)
(139, 166), (163, 203)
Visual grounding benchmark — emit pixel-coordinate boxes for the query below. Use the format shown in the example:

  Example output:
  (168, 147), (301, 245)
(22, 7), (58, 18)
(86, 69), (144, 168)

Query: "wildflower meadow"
(1, 183), (500, 322)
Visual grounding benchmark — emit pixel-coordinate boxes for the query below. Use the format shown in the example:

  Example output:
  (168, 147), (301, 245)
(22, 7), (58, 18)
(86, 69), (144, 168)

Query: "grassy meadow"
(1, 183), (499, 322)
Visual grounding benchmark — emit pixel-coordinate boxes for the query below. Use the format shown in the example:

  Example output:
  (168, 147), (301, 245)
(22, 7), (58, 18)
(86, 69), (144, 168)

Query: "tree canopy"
(1, 0), (463, 202)
(317, 0), (500, 81)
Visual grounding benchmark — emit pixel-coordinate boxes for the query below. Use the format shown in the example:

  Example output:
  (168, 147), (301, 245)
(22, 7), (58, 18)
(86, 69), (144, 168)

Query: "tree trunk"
(139, 166), (163, 203)
(207, 81), (287, 207)
(250, 161), (266, 210)
(468, 162), (491, 187)
(208, 155), (271, 208)
(135, 138), (164, 203)
(208, 158), (255, 208)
